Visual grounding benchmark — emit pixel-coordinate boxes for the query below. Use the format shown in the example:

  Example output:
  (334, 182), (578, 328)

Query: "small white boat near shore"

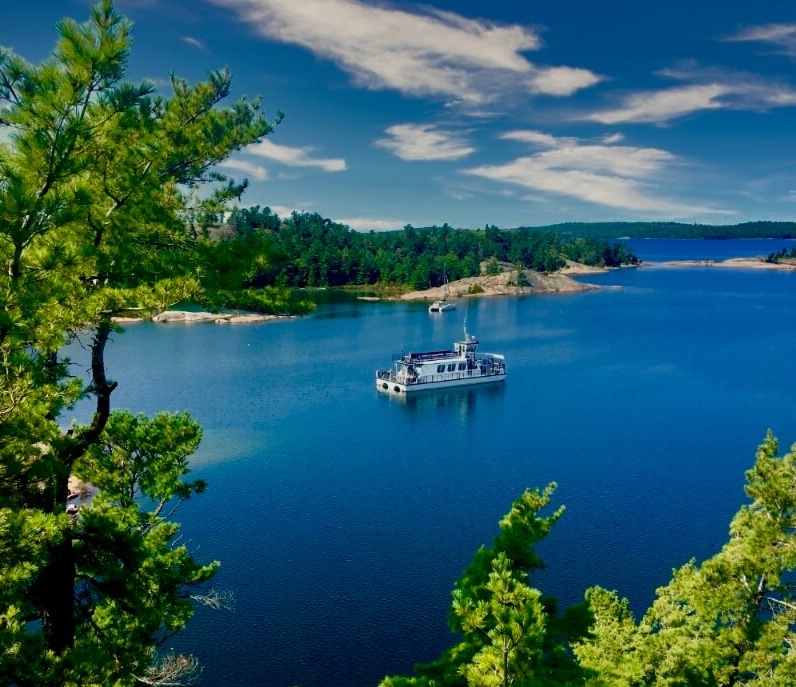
(376, 323), (507, 394)
(428, 297), (456, 313)
(428, 274), (456, 313)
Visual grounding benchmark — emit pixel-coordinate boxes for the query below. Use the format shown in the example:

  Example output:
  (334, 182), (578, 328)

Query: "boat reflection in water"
(380, 380), (506, 415)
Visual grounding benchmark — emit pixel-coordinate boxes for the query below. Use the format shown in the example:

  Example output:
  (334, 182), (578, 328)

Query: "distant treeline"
(528, 220), (796, 240)
(219, 208), (638, 290)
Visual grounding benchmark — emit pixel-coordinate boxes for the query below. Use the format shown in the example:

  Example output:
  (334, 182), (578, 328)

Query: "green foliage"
(214, 209), (638, 289)
(575, 430), (796, 687)
(381, 485), (590, 687)
(765, 245), (796, 263)
(388, 434), (796, 687)
(485, 257), (501, 276)
(468, 284), (485, 295)
(0, 1), (287, 683)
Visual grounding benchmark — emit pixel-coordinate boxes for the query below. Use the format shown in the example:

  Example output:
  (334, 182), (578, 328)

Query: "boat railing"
(377, 363), (505, 386)
(404, 350), (458, 363)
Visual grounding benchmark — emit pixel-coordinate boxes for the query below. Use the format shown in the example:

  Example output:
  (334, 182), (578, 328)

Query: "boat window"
(447, 363), (456, 372)
(458, 362), (466, 370)
(437, 364), (445, 373)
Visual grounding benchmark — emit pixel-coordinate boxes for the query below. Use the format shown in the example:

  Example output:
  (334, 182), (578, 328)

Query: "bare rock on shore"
(400, 267), (599, 301)
(151, 311), (288, 324)
(655, 257), (796, 270)
(152, 311), (219, 323)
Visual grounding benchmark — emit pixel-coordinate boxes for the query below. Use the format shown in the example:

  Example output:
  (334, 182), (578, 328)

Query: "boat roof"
(405, 350), (459, 362)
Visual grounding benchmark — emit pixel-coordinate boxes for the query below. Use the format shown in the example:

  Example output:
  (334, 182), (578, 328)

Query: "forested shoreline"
(207, 207), (796, 293)
(217, 207), (638, 291)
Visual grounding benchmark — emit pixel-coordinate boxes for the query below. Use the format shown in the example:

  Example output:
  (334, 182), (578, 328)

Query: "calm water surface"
(67, 240), (796, 687)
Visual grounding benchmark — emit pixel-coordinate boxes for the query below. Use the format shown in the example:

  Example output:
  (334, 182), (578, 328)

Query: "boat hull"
(428, 300), (456, 313)
(375, 371), (506, 394)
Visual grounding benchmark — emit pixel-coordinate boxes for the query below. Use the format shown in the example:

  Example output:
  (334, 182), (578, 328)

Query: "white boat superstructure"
(428, 274), (456, 313)
(428, 298), (456, 313)
(376, 324), (507, 394)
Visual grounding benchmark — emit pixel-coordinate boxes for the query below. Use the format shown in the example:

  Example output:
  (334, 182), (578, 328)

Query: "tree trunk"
(39, 318), (117, 655)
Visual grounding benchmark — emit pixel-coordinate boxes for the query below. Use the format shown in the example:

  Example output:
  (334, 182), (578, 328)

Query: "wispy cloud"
(206, 0), (600, 103)
(375, 124), (475, 161)
(463, 130), (727, 216)
(248, 139), (346, 172)
(725, 23), (796, 57)
(585, 83), (730, 124)
(217, 158), (268, 181)
(181, 35), (208, 51)
(582, 67), (796, 125)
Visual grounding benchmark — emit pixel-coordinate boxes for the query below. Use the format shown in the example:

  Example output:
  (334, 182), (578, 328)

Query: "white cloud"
(583, 73), (796, 125)
(337, 216), (407, 231)
(217, 159), (268, 181)
(501, 130), (564, 147)
(725, 23), (796, 57)
(527, 66), (601, 96)
(463, 131), (727, 216)
(254, 207), (403, 230)
(206, 0), (600, 103)
(248, 139), (346, 172)
(267, 204), (312, 218)
(601, 132), (625, 144)
(375, 124), (475, 161)
(181, 35), (208, 51)
(585, 84), (730, 124)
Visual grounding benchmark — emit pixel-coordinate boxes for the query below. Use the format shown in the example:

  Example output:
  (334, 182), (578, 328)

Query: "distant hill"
(518, 221), (796, 240)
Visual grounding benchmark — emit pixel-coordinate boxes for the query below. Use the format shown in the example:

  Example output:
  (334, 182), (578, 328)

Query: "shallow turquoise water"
(65, 240), (796, 687)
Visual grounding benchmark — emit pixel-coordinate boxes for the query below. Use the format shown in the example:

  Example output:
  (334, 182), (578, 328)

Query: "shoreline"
(397, 266), (600, 302)
(113, 311), (293, 325)
(643, 257), (796, 271)
(115, 256), (795, 320)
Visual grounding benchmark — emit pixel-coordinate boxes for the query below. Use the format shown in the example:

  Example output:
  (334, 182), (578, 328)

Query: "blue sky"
(3, 1), (796, 230)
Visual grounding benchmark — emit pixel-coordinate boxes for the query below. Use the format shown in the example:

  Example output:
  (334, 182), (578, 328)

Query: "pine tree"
(575, 431), (796, 686)
(0, 2), (283, 683)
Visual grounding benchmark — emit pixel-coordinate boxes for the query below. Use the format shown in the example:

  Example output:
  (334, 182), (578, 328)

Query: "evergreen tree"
(0, 2), (286, 683)
(575, 431), (796, 686)
(381, 485), (590, 687)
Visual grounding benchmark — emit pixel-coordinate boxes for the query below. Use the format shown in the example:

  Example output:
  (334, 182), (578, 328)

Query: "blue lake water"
(66, 239), (796, 687)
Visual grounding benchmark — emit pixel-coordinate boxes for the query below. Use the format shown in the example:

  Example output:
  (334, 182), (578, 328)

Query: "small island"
(398, 260), (602, 301)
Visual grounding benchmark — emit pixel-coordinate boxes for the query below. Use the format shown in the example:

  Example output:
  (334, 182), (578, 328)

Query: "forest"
(219, 207), (638, 291)
(530, 220), (796, 240)
(1, 2), (796, 686)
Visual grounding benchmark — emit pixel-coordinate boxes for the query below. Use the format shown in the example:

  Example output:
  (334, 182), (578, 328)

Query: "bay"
(65, 239), (796, 687)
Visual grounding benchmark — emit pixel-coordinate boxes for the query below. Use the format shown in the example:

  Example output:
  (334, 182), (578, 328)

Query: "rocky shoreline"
(398, 262), (603, 302)
(115, 257), (793, 321)
(652, 257), (796, 270)
(114, 311), (292, 325)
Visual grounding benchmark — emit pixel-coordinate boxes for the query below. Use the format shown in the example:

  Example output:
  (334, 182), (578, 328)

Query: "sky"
(2, 0), (796, 231)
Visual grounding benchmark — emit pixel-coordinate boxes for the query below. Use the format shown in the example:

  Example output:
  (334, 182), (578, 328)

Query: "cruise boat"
(376, 324), (507, 394)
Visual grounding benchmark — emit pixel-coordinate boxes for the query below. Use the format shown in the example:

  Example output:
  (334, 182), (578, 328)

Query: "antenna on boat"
(463, 311), (470, 340)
